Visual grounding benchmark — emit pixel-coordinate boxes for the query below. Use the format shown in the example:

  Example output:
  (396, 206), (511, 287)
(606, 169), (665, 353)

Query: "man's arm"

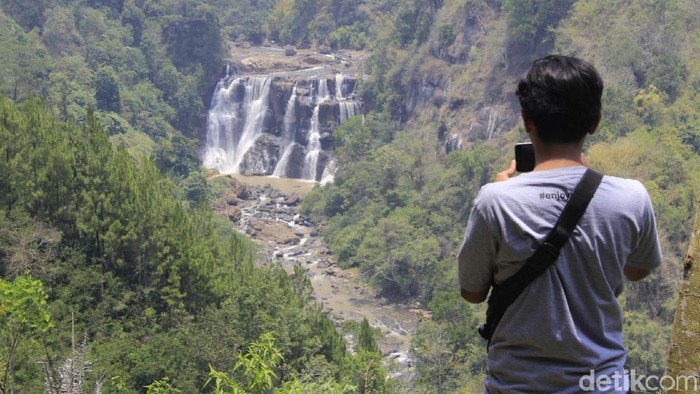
(457, 167), (505, 305)
(624, 265), (651, 281)
(461, 288), (488, 303)
(623, 184), (662, 282)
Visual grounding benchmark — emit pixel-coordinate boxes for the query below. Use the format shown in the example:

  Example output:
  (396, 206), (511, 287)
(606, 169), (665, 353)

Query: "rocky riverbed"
(211, 174), (424, 381)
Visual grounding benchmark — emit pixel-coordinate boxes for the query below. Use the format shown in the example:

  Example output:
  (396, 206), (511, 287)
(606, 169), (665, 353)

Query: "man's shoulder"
(597, 175), (650, 203)
(474, 168), (652, 212)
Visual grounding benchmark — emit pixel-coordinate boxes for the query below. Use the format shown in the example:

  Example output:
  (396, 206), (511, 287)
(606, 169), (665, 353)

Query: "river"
(212, 173), (423, 381)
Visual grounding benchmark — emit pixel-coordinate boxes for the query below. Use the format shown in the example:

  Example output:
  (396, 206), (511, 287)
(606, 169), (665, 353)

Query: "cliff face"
(666, 209), (700, 392)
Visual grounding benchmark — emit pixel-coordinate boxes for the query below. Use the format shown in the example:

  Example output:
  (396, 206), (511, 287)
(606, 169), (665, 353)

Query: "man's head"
(516, 55), (603, 144)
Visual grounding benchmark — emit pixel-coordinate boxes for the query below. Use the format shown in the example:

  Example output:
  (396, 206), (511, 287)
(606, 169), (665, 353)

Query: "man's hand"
(461, 288), (488, 303)
(495, 160), (517, 182)
(624, 265), (651, 281)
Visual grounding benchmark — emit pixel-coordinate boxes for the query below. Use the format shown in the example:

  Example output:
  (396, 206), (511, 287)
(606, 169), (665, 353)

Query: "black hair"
(516, 55), (603, 144)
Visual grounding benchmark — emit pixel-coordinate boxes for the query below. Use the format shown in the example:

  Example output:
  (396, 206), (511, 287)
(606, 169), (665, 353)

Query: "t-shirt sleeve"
(626, 189), (662, 270)
(458, 205), (497, 292)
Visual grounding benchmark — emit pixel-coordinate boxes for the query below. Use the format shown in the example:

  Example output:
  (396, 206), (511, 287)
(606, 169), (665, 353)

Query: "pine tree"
(357, 318), (379, 354)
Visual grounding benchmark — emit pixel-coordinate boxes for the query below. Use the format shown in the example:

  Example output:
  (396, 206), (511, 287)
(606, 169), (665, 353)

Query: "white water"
(272, 83), (298, 177)
(203, 76), (272, 174)
(303, 102), (323, 181)
(335, 73), (364, 124)
(203, 77), (243, 173)
(335, 73), (345, 99)
(302, 78), (332, 181)
(317, 78), (330, 104)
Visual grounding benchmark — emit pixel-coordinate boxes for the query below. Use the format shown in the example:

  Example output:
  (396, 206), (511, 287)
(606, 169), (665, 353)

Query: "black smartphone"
(515, 142), (535, 172)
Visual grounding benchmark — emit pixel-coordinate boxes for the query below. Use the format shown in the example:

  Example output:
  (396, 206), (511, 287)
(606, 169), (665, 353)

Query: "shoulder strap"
(478, 169), (604, 346)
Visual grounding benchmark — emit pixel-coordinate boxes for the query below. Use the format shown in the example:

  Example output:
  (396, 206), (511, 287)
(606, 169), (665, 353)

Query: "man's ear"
(521, 109), (534, 134)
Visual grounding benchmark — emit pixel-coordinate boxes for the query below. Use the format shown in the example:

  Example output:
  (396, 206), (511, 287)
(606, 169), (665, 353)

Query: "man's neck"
(532, 141), (586, 171)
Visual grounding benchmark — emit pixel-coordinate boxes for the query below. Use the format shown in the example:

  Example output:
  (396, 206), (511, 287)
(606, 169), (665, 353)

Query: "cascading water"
(272, 83), (297, 177)
(335, 73), (345, 99)
(303, 78), (331, 181)
(203, 76), (272, 174)
(317, 78), (330, 103)
(335, 73), (364, 124)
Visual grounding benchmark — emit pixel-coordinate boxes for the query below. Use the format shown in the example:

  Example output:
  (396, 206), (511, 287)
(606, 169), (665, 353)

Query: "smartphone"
(515, 142), (535, 172)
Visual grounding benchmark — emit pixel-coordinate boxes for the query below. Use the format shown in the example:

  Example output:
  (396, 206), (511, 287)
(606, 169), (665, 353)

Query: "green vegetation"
(0, 98), (389, 392)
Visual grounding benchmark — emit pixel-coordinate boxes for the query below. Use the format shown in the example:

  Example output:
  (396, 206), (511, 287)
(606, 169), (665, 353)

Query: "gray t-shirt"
(458, 166), (662, 393)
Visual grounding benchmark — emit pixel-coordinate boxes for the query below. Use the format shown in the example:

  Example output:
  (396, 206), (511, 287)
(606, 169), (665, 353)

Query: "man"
(458, 55), (662, 393)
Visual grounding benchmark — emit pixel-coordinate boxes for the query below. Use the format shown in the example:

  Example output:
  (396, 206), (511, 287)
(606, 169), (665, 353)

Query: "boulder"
(248, 218), (300, 245)
(235, 184), (253, 200)
(225, 206), (242, 223)
(286, 193), (302, 206)
(238, 137), (280, 175)
(284, 46), (297, 56)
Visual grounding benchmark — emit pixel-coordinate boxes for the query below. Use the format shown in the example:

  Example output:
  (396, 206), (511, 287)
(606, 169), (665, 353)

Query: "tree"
(163, 6), (223, 77)
(0, 275), (52, 394)
(357, 318), (379, 354)
(94, 66), (121, 113)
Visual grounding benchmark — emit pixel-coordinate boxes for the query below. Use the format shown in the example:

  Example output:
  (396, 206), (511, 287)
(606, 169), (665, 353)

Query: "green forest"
(1, 0), (699, 392)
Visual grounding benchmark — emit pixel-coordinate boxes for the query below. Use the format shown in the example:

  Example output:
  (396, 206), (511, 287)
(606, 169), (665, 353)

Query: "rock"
(286, 193), (302, 206)
(235, 35), (251, 48)
(268, 188), (285, 199)
(318, 45), (332, 54)
(238, 137), (279, 176)
(235, 184), (253, 200)
(249, 218), (300, 245)
(262, 39), (272, 47)
(226, 198), (239, 206)
(284, 46), (297, 56)
(226, 206), (242, 223)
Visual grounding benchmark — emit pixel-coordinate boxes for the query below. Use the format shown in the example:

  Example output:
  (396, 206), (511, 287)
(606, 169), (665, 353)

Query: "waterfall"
(203, 72), (363, 183)
(203, 76), (242, 173)
(335, 73), (364, 124)
(303, 104), (322, 181)
(302, 78), (330, 181)
(203, 76), (272, 174)
(335, 73), (345, 99)
(486, 107), (498, 140)
(272, 83), (297, 177)
(339, 101), (362, 123)
(317, 78), (330, 103)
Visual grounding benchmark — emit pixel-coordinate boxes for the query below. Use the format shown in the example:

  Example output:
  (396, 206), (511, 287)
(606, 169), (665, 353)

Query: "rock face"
(665, 210), (700, 391)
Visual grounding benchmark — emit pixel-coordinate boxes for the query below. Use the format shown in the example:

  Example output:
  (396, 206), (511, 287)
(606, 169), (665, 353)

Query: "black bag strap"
(478, 169), (603, 347)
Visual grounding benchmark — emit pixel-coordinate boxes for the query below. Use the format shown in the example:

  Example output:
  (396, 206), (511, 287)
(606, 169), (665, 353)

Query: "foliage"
(204, 332), (358, 393)
(0, 98), (363, 391)
(0, 275), (52, 393)
(357, 318), (379, 354)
